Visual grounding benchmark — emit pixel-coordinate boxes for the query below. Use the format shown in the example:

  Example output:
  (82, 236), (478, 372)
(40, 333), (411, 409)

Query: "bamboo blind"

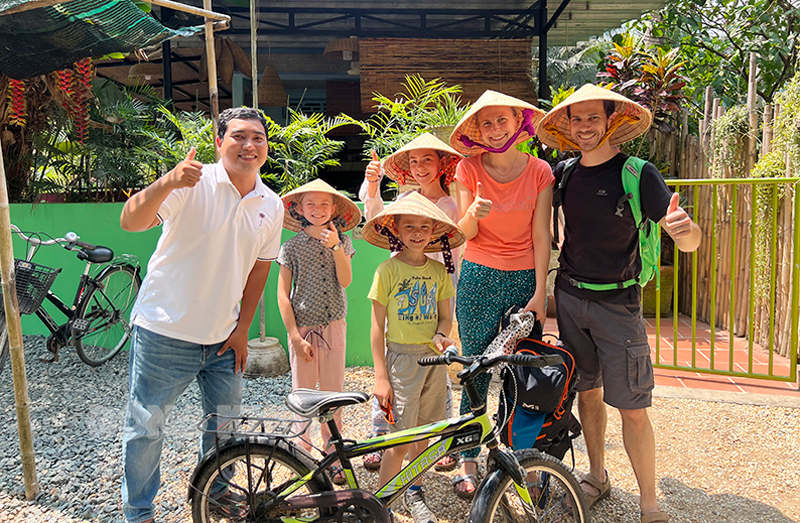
(358, 38), (535, 112)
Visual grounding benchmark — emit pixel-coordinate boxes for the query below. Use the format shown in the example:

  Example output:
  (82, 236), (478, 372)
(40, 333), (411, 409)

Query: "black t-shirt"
(554, 153), (672, 304)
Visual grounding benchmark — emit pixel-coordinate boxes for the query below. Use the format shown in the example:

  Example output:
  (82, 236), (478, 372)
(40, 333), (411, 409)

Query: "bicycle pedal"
(39, 354), (57, 363)
(71, 318), (90, 332)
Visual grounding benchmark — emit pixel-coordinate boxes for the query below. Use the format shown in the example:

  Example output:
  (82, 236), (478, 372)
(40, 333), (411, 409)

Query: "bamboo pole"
(762, 105), (774, 156)
(746, 52), (758, 176)
(204, 0), (220, 142)
(140, 0), (230, 28)
(250, 0), (259, 109)
(0, 149), (39, 500)
(702, 86), (714, 151)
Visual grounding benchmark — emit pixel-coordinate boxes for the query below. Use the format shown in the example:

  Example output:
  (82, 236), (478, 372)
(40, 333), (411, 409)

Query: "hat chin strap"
(546, 112), (640, 152)
(289, 201), (346, 240)
(459, 108), (538, 153)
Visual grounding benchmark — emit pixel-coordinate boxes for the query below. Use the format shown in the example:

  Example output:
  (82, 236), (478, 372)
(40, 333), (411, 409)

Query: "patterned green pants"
(455, 260), (537, 458)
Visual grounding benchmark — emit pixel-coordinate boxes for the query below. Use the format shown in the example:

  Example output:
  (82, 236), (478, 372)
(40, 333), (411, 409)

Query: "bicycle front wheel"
(0, 314), (9, 375)
(73, 264), (140, 366)
(469, 449), (589, 523)
(191, 442), (331, 523)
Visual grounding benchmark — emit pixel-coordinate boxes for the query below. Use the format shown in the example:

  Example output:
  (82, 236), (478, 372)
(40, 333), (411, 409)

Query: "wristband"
(435, 332), (446, 338)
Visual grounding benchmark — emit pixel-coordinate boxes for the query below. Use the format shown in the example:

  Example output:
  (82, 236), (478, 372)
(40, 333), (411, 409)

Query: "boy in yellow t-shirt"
(363, 192), (465, 523)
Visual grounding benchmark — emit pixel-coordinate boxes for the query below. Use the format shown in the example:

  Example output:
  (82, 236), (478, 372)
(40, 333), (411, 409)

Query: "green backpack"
(553, 156), (661, 291)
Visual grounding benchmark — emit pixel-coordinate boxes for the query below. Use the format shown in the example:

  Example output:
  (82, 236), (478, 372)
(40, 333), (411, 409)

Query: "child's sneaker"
(404, 488), (437, 523)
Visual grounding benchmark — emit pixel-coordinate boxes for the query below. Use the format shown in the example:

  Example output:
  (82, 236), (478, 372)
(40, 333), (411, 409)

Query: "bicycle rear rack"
(198, 413), (311, 439)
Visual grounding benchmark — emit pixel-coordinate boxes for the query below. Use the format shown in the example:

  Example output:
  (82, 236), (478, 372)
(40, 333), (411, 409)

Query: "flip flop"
(641, 511), (670, 523)
(330, 465), (348, 485)
(363, 450), (383, 471)
(434, 453), (458, 472)
(451, 474), (479, 499)
(579, 470), (611, 508)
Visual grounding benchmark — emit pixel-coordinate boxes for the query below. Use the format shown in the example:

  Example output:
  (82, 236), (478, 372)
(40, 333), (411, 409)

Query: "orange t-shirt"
(455, 154), (554, 271)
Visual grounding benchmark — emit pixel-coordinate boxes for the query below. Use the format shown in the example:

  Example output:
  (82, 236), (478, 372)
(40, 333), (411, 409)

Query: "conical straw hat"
(281, 178), (362, 233)
(383, 133), (463, 187)
(536, 84), (653, 151)
(363, 191), (465, 253)
(449, 90), (546, 156)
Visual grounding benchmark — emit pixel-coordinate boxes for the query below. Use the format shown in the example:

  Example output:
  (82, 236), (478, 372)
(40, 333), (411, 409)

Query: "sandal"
(641, 511), (670, 523)
(434, 453), (458, 472)
(329, 465), (348, 485)
(451, 474), (479, 499)
(209, 490), (248, 518)
(363, 450), (383, 471)
(579, 470), (611, 508)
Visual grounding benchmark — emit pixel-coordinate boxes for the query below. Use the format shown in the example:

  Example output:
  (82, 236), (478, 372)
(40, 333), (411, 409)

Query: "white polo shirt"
(131, 160), (284, 344)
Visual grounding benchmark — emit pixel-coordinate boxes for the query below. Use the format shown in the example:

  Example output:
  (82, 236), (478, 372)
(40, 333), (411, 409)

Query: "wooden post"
(702, 86), (714, 151)
(204, 0), (219, 141)
(250, 0), (259, 109)
(746, 52), (758, 173)
(0, 149), (39, 500)
(762, 105), (774, 156)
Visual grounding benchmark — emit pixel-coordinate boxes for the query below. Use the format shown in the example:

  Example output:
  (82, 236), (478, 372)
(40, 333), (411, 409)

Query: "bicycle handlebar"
(418, 347), (564, 370)
(11, 224), (94, 250)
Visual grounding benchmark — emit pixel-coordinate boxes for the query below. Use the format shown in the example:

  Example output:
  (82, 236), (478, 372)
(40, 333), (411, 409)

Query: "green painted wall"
(8, 203), (386, 366)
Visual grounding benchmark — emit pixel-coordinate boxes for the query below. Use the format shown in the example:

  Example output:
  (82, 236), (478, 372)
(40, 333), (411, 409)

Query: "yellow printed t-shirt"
(454, 154), (554, 271)
(368, 257), (455, 352)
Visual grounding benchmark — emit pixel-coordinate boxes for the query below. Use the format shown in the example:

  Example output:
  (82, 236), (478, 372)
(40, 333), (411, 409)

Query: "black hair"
(218, 107), (269, 139)
(565, 100), (617, 119)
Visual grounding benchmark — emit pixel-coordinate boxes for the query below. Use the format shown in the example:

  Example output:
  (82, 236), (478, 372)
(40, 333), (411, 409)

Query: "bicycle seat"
(77, 246), (114, 263)
(285, 389), (369, 418)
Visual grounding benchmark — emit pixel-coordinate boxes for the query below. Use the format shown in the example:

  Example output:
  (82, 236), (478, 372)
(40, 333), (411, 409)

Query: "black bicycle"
(187, 348), (589, 523)
(0, 224), (141, 373)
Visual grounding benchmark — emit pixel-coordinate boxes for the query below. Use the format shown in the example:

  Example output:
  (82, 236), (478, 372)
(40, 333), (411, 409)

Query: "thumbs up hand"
(168, 147), (203, 189)
(320, 221), (341, 250)
(469, 182), (493, 220)
(663, 192), (692, 239)
(365, 150), (382, 184)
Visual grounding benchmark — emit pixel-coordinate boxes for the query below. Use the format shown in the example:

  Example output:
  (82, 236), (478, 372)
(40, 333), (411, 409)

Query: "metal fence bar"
(768, 184), (779, 375)
(790, 186), (800, 382)
(672, 183), (680, 366)
(748, 183), (756, 372)
(691, 187), (700, 367)
(729, 185), (738, 371)
(709, 184), (718, 367)
(659, 178), (798, 383)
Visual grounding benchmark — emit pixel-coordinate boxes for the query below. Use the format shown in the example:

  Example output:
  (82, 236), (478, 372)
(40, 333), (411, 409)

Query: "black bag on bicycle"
(496, 322), (581, 460)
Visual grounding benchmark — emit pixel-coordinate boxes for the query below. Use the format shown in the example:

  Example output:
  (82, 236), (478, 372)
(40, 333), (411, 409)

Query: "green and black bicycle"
(188, 349), (589, 523)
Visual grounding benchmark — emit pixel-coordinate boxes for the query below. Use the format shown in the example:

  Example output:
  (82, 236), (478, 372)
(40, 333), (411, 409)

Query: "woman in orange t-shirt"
(448, 90), (554, 498)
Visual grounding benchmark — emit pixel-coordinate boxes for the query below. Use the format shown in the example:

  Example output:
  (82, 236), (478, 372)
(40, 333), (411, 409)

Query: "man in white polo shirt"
(119, 107), (283, 523)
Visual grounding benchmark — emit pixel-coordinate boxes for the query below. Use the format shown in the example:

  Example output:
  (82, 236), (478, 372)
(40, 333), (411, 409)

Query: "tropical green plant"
(143, 106), (216, 170)
(599, 33), (688, 134)
(26, 81), (166, 201)
(542, 40), (610, 95)
(642, 0), (800, 108)
(262, 108), (350, 194)
(341, 75), (470, 159)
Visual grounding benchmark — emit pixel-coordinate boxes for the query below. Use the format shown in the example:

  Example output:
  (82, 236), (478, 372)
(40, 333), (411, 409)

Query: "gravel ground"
(0, 335), (798, 523)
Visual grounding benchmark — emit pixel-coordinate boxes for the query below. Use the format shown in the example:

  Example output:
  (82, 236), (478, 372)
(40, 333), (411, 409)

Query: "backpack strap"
(621, 156), (661, 289)
(552, 157), (578, 245)
(559, 156), (655, 292)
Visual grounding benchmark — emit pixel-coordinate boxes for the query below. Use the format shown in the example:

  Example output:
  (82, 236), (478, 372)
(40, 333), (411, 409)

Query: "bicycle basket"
(0, 259), (61, 315)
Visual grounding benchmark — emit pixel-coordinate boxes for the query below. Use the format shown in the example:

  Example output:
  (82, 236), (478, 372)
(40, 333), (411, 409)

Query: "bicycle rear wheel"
(73, 264), (140, 366)
(191, 442), (331, 523)
(469, 449), (589, 523)
(0, 314), (8, 375)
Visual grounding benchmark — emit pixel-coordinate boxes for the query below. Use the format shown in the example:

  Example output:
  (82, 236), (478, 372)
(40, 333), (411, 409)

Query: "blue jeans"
(121, 326), (242, 523)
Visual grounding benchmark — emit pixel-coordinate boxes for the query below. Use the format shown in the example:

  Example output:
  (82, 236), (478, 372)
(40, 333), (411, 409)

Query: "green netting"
(0, 0), (200, 79)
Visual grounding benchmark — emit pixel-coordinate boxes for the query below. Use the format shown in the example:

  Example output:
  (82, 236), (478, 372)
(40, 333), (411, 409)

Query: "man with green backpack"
(537, 85), (701, 523)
